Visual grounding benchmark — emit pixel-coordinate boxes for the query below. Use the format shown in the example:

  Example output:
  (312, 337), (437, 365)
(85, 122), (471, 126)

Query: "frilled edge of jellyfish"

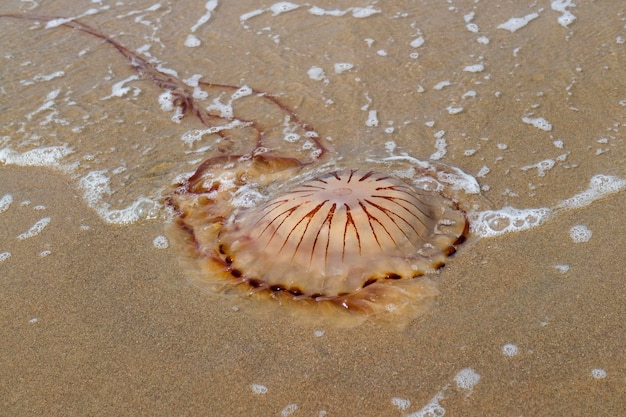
(165, 217), (446, 326)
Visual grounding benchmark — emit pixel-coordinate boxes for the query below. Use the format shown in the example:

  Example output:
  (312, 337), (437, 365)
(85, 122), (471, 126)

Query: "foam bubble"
(407, 391), (444, 417)
(551, 0), (576, 27)
(365, 110), (378, 127)
(522, 116), (553, 131)
(184, 34), (201, 47)
(231, 184), (265, 208)
(19, 70), (65, 86)
(462, 90), (477, 99)
(569, 225), (592, 243)
(0, 194), (13, 214)
(591, 369), (606, 379)
(447, 105), (464, 115)
(454, 368), (480, 394)
(281, 404), (298, 416)
(181, 120), (250, 146)
(497, 13), (539, 32)
(351, 7), (380, 18)
(466, 23), (479, 33)
(308, 6), (346, 17)
(429, 133), (447, 160)
(434, 80), (451, 90)
(0, 252), (11, 263)
(391, 397), (411, 411)
(251, 383), (268, 394)
(158, 91), (175, 111)
(101, 75), (140, 99)
(477, 165), (490, 178)
(188, 0), (218, 40)
(463, 64), (484, 73)
(308, 66), (327, 82)
(502, 343), (519, 357)
(153, 235), (169, 250)
(17, 217), (51, 240)
(240, 9), (264, 21)
(334, 62), (353, 74)
(46, 17), (74, 28)
(231, 85), (253, 100)
(469, 207), (551, 238)
(410, 36), (425, 48)
(521, 159), (555, 177)
(270, 2), (299, 16)
(435, 165), (481, 195)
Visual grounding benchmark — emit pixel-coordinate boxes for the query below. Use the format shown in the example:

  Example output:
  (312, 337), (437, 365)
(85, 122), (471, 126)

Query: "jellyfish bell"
(167, 153), (469, 324)
(221, 170), (466, 293)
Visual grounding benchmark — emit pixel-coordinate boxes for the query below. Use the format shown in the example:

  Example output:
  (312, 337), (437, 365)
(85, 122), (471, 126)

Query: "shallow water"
(1, 1), (625, 415)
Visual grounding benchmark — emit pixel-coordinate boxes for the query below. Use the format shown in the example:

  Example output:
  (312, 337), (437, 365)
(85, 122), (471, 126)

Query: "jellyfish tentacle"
(0, 13), (329, 165)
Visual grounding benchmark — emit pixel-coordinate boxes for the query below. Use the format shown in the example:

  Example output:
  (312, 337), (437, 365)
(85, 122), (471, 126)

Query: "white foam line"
(78, 170), (161, 224)
(407, 391), (445, 417)
(522, 116), (553, 131)
(555, 174), (626, 210)
(250, 383), (268, 394)
(551, 0), (576, 27)
(45, 6), (109, 28)
(101, 75), (141, 100)
(185, 0), (219, 48)
(429, 130), (447, 160)
(25, 89), (60, 120)
(116, 3), (162, 19)
(0, 194), (13, 214)
(17, 217), (51, 240)
(280, 404), (298, 416)
(240, 3), (380, 22)
(0, 145), (75, 170)
(470, 174), (626, 238)
(19, 71), (65, 86)
(204, 85), (253, 120)
(497, 13), (539, 32)
(366, 154), (481, 195)
(469, 207), (551, 238)
(391, 397), (411, 411)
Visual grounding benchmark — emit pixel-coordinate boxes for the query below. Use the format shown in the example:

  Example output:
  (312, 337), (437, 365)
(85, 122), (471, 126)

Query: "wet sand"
(2, 1), (626, 415)
(2, 164), (625, 415)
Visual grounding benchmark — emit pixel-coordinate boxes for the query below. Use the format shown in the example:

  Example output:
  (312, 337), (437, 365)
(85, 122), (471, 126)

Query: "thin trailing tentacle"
(0, 13), (329, 162)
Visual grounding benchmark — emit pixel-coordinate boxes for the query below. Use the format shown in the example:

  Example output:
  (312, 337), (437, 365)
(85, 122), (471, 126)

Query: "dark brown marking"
(363, 278), (378, 287)
(385, 273), (402, 280)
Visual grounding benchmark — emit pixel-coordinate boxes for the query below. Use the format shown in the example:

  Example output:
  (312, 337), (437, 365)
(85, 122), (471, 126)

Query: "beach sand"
(1, 1), (625, 415)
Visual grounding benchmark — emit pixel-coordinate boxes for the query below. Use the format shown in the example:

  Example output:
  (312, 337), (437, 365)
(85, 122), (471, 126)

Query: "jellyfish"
(1, 13), (471, 321)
